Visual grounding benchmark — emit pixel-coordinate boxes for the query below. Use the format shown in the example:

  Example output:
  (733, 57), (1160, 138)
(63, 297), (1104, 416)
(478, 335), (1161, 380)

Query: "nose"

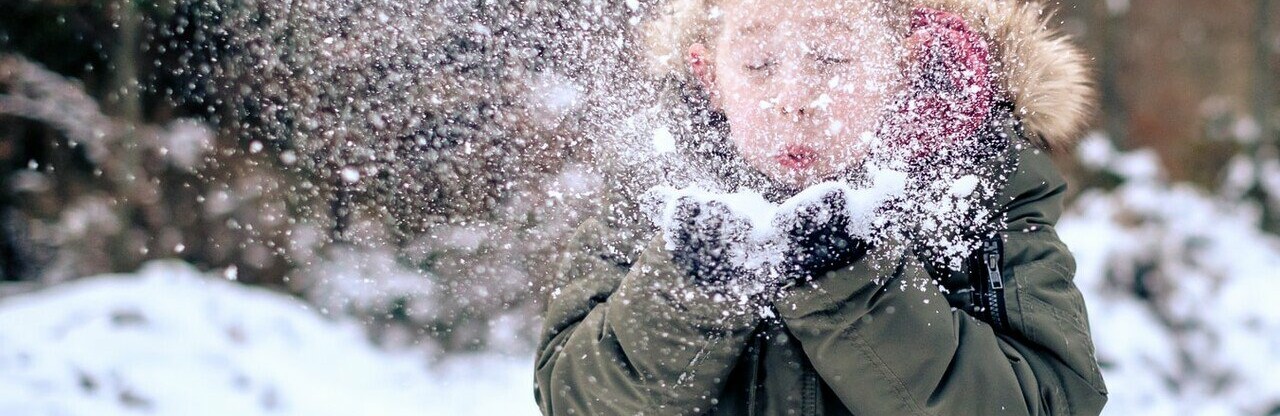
(780, 104), (808, 116)
(776, 92), (821, 122)
(774, 69), (821, 118)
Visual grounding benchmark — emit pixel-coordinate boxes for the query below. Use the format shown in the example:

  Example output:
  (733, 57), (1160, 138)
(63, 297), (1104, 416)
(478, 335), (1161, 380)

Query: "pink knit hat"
(881, 7), (994, 158)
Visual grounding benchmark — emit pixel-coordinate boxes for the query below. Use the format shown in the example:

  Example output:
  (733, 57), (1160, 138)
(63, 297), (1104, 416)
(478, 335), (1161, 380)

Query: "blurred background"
(0, 0), (1277, 415)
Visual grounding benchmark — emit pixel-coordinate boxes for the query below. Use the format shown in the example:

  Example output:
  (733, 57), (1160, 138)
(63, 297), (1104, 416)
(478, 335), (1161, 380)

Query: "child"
(535, 0), (1108, 414)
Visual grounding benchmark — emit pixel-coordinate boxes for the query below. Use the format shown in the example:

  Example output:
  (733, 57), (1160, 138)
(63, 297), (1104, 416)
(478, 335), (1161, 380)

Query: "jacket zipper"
(802, 366), (818, 415)
(976, 236), (1010, 332)
(747, 328), (764, 416)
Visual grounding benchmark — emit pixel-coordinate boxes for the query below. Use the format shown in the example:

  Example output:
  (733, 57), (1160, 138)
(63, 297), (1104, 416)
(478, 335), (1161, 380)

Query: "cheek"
(723, 110), (773, 157)
(824, 94), (883, 133)
(823, 70), (901, 133)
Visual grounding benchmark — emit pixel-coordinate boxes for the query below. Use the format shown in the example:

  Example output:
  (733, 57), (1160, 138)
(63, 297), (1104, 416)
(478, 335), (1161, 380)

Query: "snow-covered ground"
(0, 261), (539, 416)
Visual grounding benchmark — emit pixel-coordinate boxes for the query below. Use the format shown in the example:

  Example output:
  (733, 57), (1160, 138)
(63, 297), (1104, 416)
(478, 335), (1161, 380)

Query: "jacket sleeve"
(534, 217), (759, 415)
(774, 146), (1108, 415)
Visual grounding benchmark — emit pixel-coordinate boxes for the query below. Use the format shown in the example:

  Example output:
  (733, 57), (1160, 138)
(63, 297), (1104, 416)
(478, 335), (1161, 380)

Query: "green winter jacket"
(534, 116), (1108, 415)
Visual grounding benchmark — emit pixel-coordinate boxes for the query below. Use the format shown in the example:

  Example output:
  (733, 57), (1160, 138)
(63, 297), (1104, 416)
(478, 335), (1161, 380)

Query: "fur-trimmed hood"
(641, 0), (1096, 151)
(919, 0), (1096, 150)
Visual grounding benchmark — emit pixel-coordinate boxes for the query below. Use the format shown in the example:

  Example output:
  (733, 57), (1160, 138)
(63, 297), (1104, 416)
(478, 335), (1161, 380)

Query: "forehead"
(720, 0), (885, 35)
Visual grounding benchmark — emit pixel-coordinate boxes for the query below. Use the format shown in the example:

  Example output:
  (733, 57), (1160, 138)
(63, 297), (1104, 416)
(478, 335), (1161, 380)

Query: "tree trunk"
(109, 0), (143, 123)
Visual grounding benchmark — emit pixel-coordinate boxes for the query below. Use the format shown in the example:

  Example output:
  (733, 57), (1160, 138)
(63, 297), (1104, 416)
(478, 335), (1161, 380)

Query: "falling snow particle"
(652, 127), (676, 154)
(809, 93), (832, 110)
(949, 175), (980, 197)
(341, 166), (361, 183)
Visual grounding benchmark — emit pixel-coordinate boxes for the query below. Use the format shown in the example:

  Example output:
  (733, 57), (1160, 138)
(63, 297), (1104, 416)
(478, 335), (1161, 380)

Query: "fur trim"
(917, 0), (1096, 150)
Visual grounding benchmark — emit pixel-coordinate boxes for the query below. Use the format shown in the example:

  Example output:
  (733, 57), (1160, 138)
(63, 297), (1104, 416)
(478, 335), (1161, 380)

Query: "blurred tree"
(1059, 0), (1278, 186)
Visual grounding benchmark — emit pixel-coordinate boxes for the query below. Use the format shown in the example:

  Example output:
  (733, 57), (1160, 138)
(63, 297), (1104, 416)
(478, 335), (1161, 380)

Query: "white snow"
(0, 261), (538, 416)
(648, 186), (778, 239)
(645, 167), (907, 268)
(808, 93), (833, 110)
(947, 174), (979, 197)
(159, 119), (214, 171)
(651, 126), (677, 154)
(1076, 133), (1116, 170)
(1105, 0), (1130, 15)
(825, 119), (845, 136)
(525, 71), (583, 129)
(340, 166), (361, 183)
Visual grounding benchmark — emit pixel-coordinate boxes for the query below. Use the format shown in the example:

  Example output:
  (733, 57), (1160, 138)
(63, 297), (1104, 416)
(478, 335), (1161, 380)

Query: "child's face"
(689, 0), (903, 188)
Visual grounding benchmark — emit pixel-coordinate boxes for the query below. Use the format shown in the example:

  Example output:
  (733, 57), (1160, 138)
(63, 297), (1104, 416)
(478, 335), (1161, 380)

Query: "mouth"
(774, 144), (818, 170)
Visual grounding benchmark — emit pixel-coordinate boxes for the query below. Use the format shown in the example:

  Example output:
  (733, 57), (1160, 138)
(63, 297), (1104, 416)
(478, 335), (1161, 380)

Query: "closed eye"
(745, 59), (777, 72)
(815, 55), (852, 65)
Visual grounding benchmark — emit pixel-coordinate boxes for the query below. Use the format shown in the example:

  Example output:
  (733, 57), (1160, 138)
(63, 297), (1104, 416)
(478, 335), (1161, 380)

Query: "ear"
(686, 43), (721, 108)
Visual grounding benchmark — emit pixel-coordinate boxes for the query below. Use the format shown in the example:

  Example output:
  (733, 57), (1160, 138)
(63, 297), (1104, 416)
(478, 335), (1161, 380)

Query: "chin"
(749, 159), (824, 189)
(773, 171), (819, 189)
(796, 176), (825, 189)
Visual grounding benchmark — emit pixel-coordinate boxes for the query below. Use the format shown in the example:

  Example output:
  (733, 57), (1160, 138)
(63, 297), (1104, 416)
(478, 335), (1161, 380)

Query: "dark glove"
(773, 187), (871, 281)
(666, 196), (753, 287)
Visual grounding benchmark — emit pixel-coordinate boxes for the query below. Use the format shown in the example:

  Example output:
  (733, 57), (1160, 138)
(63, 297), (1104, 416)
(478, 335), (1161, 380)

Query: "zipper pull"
(983, 239), (1004, 290)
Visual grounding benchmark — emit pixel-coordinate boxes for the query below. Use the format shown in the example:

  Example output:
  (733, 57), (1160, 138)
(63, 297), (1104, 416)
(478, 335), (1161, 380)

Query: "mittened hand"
(773, 187), (871, 280)
(882, 6), (994, 158)
(667, 196), (754, 286)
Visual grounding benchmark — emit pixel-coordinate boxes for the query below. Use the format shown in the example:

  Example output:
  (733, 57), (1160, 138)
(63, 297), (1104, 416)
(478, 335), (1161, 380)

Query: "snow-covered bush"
(1061, 136), (1280, 415)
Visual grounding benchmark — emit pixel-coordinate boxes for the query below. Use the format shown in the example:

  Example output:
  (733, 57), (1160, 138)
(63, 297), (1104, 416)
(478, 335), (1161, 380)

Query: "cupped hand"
(772, 187), (871, 281)
(666, 196), (755, 287)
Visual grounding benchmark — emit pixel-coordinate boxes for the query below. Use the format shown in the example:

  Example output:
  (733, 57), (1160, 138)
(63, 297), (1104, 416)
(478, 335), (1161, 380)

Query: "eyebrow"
(736, 22), (770, 35)
(735, 18), (854, 36)
(804, 17), (855, 31)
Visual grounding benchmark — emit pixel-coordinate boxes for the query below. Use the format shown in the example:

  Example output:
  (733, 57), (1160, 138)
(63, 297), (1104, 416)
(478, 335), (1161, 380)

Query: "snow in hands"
(644, 167), (908, 284)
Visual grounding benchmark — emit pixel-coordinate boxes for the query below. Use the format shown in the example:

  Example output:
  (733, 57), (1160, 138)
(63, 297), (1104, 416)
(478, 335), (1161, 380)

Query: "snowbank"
(0, 260), (538, 416)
